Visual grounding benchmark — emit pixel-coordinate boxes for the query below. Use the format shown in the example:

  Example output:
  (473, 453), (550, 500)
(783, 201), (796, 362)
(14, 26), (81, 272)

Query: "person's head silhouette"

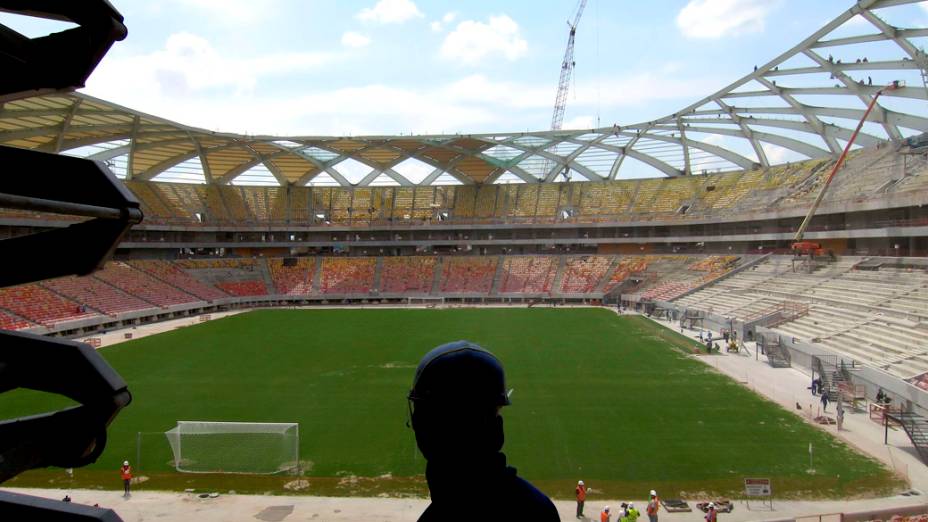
(409, 341), (509, 464)
(407, 341), (557, 521)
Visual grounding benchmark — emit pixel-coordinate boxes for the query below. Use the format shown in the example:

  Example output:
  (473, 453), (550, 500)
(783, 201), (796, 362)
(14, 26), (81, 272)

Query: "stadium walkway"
(6, 486), (928, 522)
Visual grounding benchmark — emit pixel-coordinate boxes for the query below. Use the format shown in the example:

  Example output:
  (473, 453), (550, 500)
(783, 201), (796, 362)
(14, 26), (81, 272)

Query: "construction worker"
(704, 502), (717, 522)
(576, 480), (588, 519)
(601, 505), (611, 522)
(646, 490), (660, 522)
(626, 502), (640, 522)
(120, 460), (132, 497)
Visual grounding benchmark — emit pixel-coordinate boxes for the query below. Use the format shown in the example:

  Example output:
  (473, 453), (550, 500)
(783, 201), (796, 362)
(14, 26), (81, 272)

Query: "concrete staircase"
(257, 258), (276, 294)
(430, 257), (444, 294)
(310, 256), (323, 293)
(490, 256), (506, 295)
(373, 257), (384, 293)
(550, 256), (569, 295)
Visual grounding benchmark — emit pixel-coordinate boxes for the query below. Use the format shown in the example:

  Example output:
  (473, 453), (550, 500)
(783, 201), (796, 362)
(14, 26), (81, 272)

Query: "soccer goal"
(165, 421), (300, 474)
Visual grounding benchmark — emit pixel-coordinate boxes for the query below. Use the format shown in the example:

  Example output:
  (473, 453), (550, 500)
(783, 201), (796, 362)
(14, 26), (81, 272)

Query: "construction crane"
(791, 81), (901, 255)
(544, 0), (587, 183)
(551, 0), (587, 130)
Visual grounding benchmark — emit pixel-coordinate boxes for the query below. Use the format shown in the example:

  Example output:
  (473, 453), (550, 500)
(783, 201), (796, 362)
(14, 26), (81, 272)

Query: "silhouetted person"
(408, 341), (559, 521)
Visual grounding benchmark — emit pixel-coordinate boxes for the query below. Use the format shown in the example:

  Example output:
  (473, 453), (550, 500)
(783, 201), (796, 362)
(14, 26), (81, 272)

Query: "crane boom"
(792, 81), (899, 249)
(551, 0), (587, 130)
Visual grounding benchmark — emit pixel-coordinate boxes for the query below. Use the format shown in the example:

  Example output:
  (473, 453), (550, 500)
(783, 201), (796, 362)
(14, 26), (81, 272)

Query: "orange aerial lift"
(791, 81), (902, 255)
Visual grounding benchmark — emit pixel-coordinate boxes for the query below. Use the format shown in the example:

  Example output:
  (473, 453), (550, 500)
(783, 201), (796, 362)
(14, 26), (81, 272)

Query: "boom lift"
(791, 81), (901, 255)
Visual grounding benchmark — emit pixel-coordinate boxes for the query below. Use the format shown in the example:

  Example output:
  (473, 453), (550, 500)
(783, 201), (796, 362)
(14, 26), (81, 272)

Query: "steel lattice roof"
(0, 0), (926, 187)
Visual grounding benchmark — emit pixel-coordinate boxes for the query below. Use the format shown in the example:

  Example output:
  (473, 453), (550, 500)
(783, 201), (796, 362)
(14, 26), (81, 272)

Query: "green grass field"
(0, 308), (903, 499)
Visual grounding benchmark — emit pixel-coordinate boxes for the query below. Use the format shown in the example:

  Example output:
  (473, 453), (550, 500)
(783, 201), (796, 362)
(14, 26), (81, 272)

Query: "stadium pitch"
(0, 308), (902, 499)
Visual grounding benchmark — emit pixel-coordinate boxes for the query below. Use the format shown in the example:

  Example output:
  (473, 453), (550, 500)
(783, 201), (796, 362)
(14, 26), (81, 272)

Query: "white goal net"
(165, 421), (299, 474)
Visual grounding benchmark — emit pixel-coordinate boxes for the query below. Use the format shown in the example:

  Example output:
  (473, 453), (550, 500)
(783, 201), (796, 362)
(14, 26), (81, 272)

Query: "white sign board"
(744, 478), (771, 497)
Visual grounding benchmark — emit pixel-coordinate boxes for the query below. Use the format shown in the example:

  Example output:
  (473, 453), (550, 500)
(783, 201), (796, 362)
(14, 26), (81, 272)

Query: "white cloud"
(441, 15), (528, 65)
(84, 35), (719, 137)
(341, 31), (371, 48)
(676, 0), (781, 39)
(430, 11), (458, 32)
(86, 32), (333, 99)
(357, 0), (423, 24)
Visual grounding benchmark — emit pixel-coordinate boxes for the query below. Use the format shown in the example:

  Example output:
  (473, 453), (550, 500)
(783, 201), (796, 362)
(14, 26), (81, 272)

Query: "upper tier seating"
(439, 257), (498, 294)
(105, 144), (926, 227)
(42, 275), (153, 315)
(0, 284), (96, 326)
(381, 257), (436, 293)
(320, 258), (376, 294)
(558, 256), (612, 293)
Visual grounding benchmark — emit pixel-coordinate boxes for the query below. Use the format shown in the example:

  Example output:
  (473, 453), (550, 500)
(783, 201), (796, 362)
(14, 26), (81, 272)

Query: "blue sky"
(3, 0), (928, 139)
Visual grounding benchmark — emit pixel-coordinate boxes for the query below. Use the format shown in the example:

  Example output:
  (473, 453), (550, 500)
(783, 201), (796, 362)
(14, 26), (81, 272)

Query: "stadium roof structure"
(0, 0), (927, 187)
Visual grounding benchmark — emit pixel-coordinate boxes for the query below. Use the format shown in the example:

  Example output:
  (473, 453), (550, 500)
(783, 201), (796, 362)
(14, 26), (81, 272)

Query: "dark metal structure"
(0, 2), (134, 519)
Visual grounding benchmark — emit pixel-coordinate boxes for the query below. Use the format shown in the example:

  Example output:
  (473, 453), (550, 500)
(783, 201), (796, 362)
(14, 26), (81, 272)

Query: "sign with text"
(744, 478), (771, 497)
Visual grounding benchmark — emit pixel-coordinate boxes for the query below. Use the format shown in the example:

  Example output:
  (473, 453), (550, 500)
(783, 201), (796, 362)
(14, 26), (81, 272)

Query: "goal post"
(165, 421), (300, 474)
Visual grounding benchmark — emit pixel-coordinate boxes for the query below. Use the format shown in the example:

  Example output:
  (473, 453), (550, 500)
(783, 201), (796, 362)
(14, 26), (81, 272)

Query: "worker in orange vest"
(120, 460), (132, 497)
(646, 489), (660, 522)
(576, 479), (588, 519)
(601, 505), (611, 522)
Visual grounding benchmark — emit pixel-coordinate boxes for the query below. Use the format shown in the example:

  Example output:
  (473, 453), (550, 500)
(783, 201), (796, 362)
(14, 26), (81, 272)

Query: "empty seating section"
(558, 256), (612, 293)
(630, 180), (662, 214)
(578, 184), (606, 215)
(674, 256), (928, 379)
(242, 187), (271, 222)
(171, 184), (207, 218)
(500, 256), (557, 293)
(268, 258), (314, 295)
(474, 187), (497, 218)
(203, 185), (230, 221)
(96, 262), (201, 307)
(534, 185), (561, 219)
(511, 185), (538, 217)
(320, 258), (376, 294)
(124, 181), (174, 220)
(650, 177), (698, 214)
(220, 186), (252, 222)
(42, 275), (153, 315)
(0, 284), (95, 325)
(129, 260), (227, 301)
(289, 187), (310, 222)
(0, 310), (32, 330)
(151, 184), (194, 219)
(381, 257), (436, 293)
(440, 257), (498, 293)
(602, 257), (649, 293)
(216, 280), (268, 296)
